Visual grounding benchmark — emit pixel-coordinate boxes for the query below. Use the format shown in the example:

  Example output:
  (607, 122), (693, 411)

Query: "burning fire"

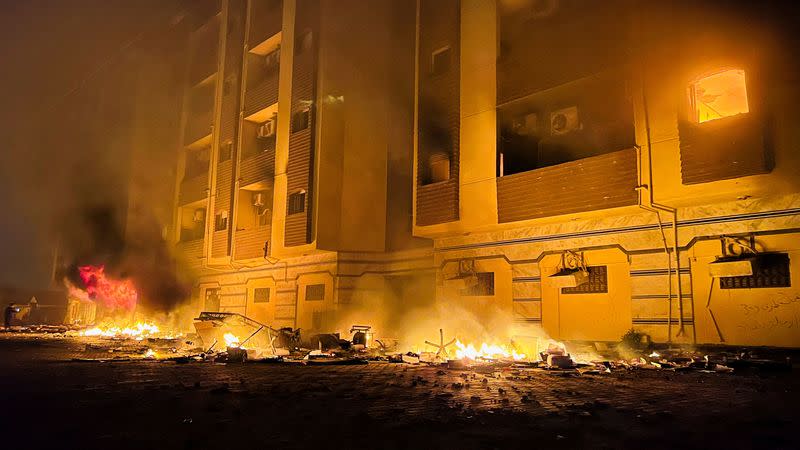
(223, 333), (241, 348)
(77, 322), (179, 340)
(454, 340), (526, 361)
(68, 265), (138, 311)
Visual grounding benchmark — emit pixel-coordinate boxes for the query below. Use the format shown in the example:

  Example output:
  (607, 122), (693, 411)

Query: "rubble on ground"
(2, 322), (793, 376)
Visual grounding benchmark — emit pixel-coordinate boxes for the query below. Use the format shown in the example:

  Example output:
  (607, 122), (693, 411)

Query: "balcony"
(234, 226), (271, 260)
(244, 69), (280, 117)
(416, 179), (459, 226)
(496, 148), (638, 223)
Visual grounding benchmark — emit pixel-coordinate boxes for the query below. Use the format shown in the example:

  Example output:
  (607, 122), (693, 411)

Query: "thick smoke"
(58, 202), (191, 314)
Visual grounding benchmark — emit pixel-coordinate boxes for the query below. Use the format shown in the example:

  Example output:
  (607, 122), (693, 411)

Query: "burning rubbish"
(75, 321), (179, 339)
(4, 303), (792, 376)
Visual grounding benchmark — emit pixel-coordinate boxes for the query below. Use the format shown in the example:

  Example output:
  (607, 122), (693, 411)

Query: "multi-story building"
(170, 0), (433, 334)
(413, 0), (800, 347)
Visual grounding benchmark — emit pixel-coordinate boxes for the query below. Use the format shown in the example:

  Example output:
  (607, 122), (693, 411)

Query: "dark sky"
(0, 0), (176, 289)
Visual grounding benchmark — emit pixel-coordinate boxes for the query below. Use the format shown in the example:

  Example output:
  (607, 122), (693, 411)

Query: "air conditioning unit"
(252, 192), (265, 207)
(192, 209), (206, 223)
(257, 119), (276, 138)
(550, 106), (580, 136)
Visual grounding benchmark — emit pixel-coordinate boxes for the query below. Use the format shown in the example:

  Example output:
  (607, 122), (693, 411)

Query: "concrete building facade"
(413, 0), (800, 347)
(169, 0), (433, 334)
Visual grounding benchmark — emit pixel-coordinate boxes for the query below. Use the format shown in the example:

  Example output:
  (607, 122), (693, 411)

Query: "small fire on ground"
(65, 264), (182, 348)
(78, 322), (179, 340)
(454, 340), (526, 361)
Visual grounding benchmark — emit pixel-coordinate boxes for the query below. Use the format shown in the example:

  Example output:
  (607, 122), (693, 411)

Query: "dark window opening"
(461, 272), (495, 296)
(214, 211), (228, 231)
(720, 253), (791, 289)
(418, 101), (454, 185)
(204, 288), (221, 311)
(291, 108), (310, 133)
(497, 75), (634, 176)
(431, 46), (451, 76)
(562, 266), (608, 294)
(305, 284), (325, 301)
(287, 191), (306, 215)
(253, 287), (270, 303)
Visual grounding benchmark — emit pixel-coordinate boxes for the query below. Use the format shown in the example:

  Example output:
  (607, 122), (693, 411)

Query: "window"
(305, 284), (325, 301)
(720, 253), (790, 289)
(215, 211), (228, 231)
(561, 266), (608, 294)
(204, 288), (221, 311)
(214, 211), (228, 231)
(287, 191), (306, 215)
(460, 272), (495, 296)
(219, 141), (232, 163)
(689, 69), (749, 124)
(431, 46), (451, 76)
(291, 108), (310, 133)
(253, 287), (270, 303)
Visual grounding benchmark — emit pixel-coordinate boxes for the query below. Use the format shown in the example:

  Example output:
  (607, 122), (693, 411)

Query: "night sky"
(0, 0), (177, 289)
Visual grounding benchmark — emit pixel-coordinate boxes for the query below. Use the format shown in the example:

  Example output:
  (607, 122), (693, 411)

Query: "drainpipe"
(636, 68), (686, 341)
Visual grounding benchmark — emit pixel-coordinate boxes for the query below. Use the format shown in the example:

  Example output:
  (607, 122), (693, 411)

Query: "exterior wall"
(191, 248), (434, 334)
(415, 0), (461, 226)
(432, 196), (800, 346)
(414, 0), (800, 347)
(170, 0), (433, 333)
(283, 0), (319, 247)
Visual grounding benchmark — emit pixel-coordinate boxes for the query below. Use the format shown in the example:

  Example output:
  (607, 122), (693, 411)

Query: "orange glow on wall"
(690, 69), (749, 123)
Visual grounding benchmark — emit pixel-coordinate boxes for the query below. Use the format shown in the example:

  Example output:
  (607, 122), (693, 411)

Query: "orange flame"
(454, 340), (526, 361)
(70, 265), (138, 311)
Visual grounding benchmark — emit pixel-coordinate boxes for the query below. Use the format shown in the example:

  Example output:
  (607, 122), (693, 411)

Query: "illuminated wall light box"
(548, 268), (589, 288)
(708, 256), (755, 278)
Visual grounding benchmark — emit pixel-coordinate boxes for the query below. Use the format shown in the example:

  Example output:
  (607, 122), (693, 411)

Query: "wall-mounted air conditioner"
(550, 106), (580, 136)
(257, 119), (276, 138)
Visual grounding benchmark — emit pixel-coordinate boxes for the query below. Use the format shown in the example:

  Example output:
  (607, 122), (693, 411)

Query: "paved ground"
(1, 334), (798, 449)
